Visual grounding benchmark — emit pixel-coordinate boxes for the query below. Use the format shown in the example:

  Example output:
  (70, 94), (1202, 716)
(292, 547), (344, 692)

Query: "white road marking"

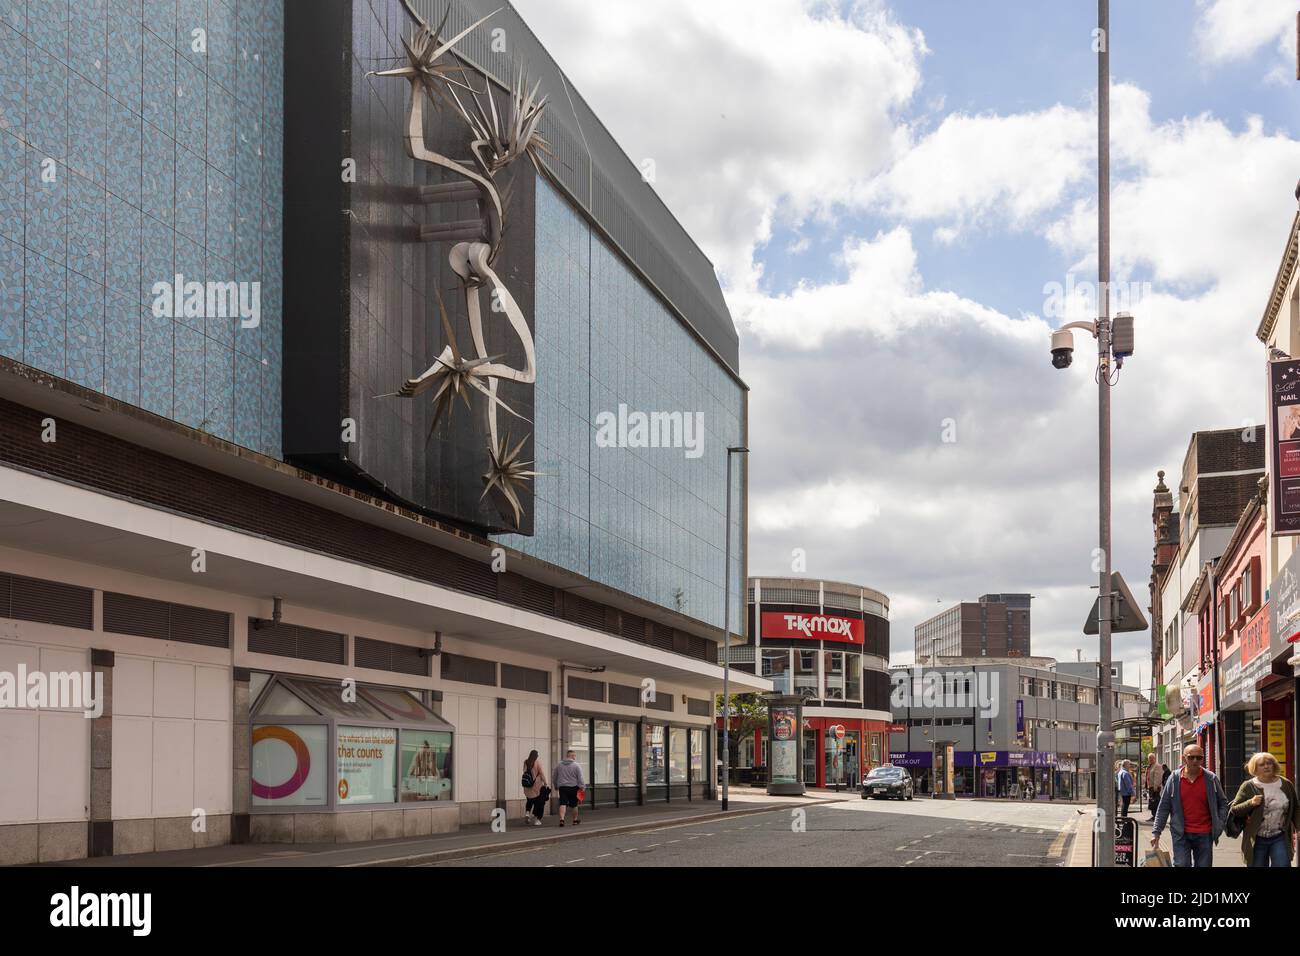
(566, 859), (584, 864)
(596, 853), (612, 858)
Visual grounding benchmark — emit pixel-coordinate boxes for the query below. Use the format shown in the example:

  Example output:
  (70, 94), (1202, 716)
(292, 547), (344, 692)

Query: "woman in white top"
(1228, 752), (1300, 867)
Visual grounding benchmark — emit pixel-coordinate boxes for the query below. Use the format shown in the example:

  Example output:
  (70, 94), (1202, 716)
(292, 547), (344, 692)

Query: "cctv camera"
(1050, 329), (1074, 369)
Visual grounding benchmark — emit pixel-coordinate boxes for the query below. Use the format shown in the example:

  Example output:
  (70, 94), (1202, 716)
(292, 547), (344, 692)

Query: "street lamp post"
(1095, 0), (1116, 869)
(1049, 0), (1118, 865)
(721, 445), (749, 811)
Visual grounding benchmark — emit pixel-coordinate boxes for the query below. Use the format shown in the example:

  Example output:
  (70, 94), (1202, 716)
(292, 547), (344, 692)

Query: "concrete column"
(88, 648), (114, 857)
(231, 667), (250, 844)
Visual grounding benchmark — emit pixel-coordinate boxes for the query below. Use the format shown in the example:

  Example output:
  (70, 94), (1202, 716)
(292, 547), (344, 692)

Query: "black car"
(861, 765), (913, 800)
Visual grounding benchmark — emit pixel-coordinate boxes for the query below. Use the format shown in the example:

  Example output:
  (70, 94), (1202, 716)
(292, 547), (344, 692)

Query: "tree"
(715, 693), (769, 766)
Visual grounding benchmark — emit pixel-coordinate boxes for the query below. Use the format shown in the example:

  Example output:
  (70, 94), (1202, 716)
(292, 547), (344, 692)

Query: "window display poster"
(771, 739), (798, 784)
(252, 724), (329, 807)
(399, 731), (453, 802)
(337, 726), (397, 804)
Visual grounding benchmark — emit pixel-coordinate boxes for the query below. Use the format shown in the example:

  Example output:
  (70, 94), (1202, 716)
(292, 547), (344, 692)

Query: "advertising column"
(766, 696), (806, 796)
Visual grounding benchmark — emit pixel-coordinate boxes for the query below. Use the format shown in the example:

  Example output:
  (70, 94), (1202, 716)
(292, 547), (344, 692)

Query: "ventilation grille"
(645, 691), (673, 712)
(441, 652), (497, 687)
(648, 623), (674, 652)
(502, 663), (550, 695)
(354, 636), (429, 677)
(500, 574), (556, 616)
(823, 591), (861, 610)
(687, 697), (711, 717)
(247, 620), (346, 664)
(759, 588), (820, 606)
(562, 592), (607, 631)
(103, 592), (231, 648)
(568, 676), (606, 703)
(0, 573), (94, 630)
(687, 636), (710, 662)
(608, 683), (640, 707)
(621, 612), (646, 643)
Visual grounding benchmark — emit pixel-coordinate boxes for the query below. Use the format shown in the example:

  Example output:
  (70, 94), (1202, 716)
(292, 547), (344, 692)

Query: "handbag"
(1224, 784), (1260, 839)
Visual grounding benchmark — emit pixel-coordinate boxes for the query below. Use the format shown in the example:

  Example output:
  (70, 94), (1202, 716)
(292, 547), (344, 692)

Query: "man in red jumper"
(1149, 743), (1229, 867)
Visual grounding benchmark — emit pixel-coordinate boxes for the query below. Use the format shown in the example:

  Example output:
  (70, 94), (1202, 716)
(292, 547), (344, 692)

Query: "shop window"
(399, 731), (453, 801)
(617, 722), (639, 787)
(845, 653), (861, 700)
(645, 724), (667, 788)
(823, 651), (845, 700)
(250, 675), (454, 812)
(252, 723), (329, 808)
(594, 720), (615, 784)
(337, 725), (398, 804)
(669, 727), (688, 784)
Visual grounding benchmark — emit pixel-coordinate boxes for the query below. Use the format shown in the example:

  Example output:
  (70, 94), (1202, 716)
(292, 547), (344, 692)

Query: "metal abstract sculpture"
(372, 0), (549, 529)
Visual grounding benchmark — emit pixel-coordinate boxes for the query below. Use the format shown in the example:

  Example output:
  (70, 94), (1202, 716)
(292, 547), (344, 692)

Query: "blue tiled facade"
(496, 180), (746, 632)
(0, 0), (284, 457)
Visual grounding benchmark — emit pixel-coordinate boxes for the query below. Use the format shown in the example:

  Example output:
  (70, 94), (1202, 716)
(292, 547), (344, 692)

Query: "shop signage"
(761, 612), (864, 645)
(1114, 816), (1138, 867)
(1241, 604), (1271, 666)
(889, 750), (1057, 768)
(887, 723), (906, 733)
(1193, 671), (1215, 732)
(1220, 647), (1248, 709)
(1267, 721), (1288, 778)
(1273, 549), (1300, 648)
(888, 751), (932, 768)
(1057, 756), (1077, 773)
(1016, 699), (1024, 733)
(1271, 358), (1300, 536)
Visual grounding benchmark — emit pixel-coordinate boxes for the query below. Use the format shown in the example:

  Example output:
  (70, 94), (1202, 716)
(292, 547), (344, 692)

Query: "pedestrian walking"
(553, 749), (586, 827)
(1145, 753), (1164, 817)
(522, 749), (548, 827)
(1227, 752), (1300, 868)
(1150, 744), (1230, 867)
(1117, 760), (1135, 818)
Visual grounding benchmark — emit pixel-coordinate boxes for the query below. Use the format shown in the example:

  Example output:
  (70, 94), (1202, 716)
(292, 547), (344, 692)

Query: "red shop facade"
(727, 578), (895, 789)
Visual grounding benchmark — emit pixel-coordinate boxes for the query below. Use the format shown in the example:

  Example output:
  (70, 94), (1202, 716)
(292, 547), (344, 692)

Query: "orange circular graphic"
(338, 778), (349, 800)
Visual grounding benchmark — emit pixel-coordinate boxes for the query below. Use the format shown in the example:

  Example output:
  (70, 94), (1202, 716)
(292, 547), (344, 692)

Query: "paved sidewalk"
(1067, 807), (1246, 867)
(41, 791), (829, 868)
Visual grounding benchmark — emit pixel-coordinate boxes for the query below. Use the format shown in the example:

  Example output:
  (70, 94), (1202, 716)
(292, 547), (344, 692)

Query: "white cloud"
(511, 0), (926, 288)
(730, 226), (1046, 349)
(754, 480), (882, 532)
(1195, 0), (1295, 65)
(871, 104), (1094, 228)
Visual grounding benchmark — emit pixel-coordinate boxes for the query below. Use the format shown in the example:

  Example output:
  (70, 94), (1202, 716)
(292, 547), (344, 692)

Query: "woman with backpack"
(522, 750), (549, 827)
(1227, 752), (1300, 867)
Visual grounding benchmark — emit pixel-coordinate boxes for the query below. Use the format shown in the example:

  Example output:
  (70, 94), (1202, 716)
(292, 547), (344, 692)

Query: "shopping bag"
(1143, 846), (1171, 867)
(577, 787), (586, 804)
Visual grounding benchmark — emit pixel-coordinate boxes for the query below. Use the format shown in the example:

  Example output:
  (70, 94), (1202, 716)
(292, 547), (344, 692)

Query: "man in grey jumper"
(553, 750), (586, 826)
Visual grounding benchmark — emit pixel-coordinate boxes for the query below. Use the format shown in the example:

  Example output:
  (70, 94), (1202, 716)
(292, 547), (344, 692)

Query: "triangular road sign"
(1083, 571), (1148, 634)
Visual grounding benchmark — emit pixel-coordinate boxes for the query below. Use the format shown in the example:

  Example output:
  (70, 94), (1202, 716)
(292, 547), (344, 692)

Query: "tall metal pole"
(1096, 0), (1116, 868)
(722, 449), (732, 811)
